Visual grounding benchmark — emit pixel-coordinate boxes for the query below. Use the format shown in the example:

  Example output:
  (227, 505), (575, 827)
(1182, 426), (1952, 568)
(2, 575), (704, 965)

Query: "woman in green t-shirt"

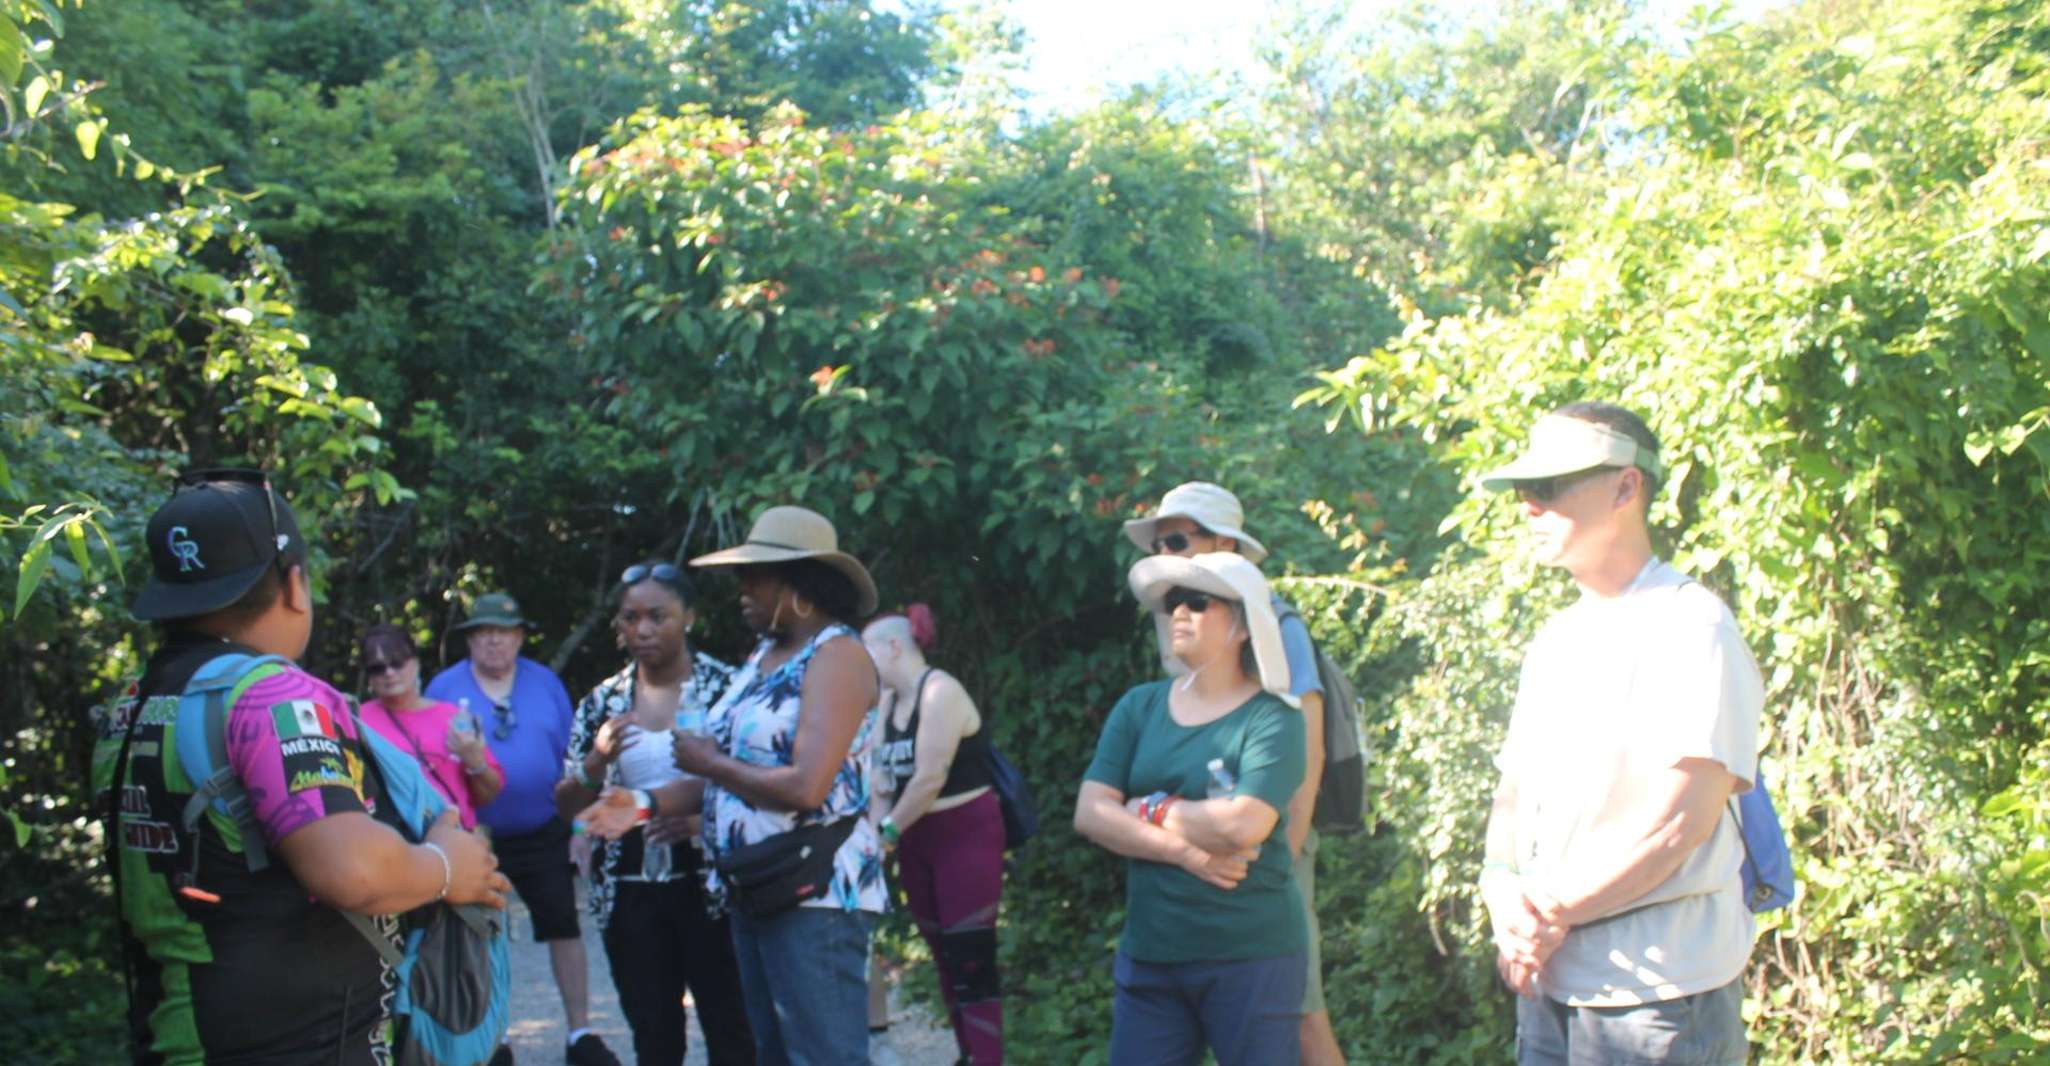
(1075, 551), (1310, 1066)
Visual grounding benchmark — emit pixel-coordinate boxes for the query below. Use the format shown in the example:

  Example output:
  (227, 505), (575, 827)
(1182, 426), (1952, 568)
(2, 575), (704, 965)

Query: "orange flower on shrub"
(810, 365), (837, 389)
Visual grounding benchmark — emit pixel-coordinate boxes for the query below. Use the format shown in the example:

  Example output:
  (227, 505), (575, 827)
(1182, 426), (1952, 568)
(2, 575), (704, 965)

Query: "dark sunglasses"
(621, 562), (683, 585)
(489, 699), (516, 741)
(1515, 466), (1618, 504)
(1163, 587), (1226, 615)
(1151, 532), (1194, 554)
(363, 658), (409, 678)
(176, 467), (288, 575)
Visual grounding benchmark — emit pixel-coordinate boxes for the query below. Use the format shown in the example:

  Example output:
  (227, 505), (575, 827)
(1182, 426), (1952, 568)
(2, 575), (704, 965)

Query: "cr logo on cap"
(168, 526), (205, 573)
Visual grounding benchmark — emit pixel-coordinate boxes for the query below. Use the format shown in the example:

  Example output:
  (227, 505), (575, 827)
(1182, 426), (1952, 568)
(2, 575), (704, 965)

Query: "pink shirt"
(225, 668), (377, 845)
(359, 698), (503, 830)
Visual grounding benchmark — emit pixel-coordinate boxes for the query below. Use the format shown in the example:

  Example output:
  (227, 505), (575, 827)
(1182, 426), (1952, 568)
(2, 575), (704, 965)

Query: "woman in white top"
(555, 562), (754, 1066)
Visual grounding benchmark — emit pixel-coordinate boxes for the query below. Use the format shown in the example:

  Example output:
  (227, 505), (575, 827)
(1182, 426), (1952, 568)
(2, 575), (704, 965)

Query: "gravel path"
(501, 890), (959, 1065)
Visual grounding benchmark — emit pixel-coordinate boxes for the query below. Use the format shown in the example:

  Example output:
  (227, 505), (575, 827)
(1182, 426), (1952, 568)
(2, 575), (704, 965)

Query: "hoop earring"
(792, 595), (814, 620)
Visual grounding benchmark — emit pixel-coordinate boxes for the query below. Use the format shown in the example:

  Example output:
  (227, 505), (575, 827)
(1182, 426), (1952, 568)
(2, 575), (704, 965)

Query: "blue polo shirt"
(424, 657), (574, 836)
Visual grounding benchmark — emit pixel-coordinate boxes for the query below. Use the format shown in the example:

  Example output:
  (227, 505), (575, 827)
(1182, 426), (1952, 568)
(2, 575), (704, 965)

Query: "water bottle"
(1206, 757), (1237, 799)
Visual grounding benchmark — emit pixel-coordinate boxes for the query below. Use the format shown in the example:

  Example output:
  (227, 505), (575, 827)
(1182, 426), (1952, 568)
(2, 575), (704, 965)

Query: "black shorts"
(492, 817), (581, 942)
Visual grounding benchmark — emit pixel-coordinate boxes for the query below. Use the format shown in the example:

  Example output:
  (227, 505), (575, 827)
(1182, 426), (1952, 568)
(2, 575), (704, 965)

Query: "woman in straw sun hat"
(580, 505), (884, 1066)
(1073, 552), (1310, 1066)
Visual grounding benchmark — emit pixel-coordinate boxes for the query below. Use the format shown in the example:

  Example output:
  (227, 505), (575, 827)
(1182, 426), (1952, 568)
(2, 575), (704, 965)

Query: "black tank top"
(878, 668), (993, 800)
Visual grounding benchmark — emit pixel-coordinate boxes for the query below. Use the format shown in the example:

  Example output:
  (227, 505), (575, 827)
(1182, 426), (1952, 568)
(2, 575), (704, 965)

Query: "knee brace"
(939, 926), (1001, 1003)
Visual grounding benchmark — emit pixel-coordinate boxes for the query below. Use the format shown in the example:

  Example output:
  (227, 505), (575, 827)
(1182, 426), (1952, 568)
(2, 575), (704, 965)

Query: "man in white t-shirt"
(1478, 403), (1762, 1064)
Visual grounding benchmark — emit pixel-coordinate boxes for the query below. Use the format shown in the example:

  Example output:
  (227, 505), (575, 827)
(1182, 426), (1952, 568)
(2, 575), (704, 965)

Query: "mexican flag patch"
(272, 699), (337, 740)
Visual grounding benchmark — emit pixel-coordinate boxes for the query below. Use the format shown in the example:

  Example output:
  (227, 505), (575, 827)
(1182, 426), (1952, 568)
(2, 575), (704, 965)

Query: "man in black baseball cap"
(93, 469), (510, 1065)
(130, 468), (306, 622)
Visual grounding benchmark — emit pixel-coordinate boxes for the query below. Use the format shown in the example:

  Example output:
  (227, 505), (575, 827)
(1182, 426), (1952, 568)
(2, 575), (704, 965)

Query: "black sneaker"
(565, 1033), (622, 1066)
(487, 1046), (513, 1066)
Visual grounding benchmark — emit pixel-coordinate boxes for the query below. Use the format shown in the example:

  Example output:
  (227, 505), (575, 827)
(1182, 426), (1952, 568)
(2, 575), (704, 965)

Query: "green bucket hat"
(453, 591), (528, 632)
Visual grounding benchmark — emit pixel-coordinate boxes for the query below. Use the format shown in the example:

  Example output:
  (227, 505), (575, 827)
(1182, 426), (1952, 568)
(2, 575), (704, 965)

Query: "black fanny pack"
(715, 816), (858, 918)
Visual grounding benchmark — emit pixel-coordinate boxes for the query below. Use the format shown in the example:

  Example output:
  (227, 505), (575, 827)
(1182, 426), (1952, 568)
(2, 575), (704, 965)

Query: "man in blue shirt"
(426, 592), (619, 1066)
(1123, 483), (1343, 1066)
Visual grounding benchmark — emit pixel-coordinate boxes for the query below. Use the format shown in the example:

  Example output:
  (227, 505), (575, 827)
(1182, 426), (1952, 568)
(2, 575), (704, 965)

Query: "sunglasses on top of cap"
(1514, 465), (1620, 504)
(1162, 587), (1227, 615)
(176, 467), (289, 573)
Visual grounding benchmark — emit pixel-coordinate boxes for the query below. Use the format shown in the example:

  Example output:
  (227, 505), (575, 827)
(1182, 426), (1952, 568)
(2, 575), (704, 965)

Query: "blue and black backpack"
(175, 653), (512, 1066)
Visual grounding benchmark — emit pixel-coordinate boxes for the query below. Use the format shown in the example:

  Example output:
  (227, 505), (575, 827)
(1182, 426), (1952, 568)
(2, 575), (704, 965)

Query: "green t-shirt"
(1083, 679), (1308, 963)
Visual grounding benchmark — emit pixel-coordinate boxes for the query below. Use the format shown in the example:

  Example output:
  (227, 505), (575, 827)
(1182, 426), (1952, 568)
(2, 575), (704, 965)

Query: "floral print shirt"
(703, 623), (886, 914)
(566, 651), (736, 930)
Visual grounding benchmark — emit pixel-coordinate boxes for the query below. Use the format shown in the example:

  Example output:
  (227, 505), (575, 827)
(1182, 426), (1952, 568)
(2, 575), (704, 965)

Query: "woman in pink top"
(357, 623), (504, 829)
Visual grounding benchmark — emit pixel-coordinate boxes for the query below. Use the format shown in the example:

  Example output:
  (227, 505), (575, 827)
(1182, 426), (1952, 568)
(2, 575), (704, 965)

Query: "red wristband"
(1152, 795), (1178, 826)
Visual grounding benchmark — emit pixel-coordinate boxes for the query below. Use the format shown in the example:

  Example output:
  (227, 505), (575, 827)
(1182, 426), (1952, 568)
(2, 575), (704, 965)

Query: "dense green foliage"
(4, 0), (2047, 1063)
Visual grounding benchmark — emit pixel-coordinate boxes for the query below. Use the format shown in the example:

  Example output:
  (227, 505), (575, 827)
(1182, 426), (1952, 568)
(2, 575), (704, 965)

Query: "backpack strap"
(336, 698), (428, 967)
(175, 653), (291, 875)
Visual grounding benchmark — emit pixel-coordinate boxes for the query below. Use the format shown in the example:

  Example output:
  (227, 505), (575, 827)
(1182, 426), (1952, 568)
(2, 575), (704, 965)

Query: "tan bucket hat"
(689, 505), (879, 616)
(1479, 414), (1665, 491)
(1121, 481), (1270, 564)
(1127, 552), (1296, 704)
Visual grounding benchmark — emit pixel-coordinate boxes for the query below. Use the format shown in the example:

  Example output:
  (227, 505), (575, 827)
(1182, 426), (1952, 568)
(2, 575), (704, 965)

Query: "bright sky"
(1002, 0), (1280, 114)
(982, 0), (1783, 116)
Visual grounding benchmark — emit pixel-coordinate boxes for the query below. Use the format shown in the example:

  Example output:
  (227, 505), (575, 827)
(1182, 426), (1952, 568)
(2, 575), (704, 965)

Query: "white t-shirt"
(1495, 558), (1763, 1006)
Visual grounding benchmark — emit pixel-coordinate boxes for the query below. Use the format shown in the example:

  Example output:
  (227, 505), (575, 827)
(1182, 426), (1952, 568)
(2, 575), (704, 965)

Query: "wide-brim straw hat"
(690, 505), (878, 617)
(1121, 481), (1270, 564)
(1127, 552), (1296, 705)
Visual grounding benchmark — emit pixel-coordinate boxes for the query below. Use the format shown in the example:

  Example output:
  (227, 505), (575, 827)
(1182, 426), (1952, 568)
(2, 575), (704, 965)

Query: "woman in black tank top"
(861, 605), (1006, 1066)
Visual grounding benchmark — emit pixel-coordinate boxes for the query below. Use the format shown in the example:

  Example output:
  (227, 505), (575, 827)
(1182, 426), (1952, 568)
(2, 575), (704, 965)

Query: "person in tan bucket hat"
(580, 504), (885, 1066)
(1073, 551), (1310, 1066)
(1124, 480), (1349, 1066)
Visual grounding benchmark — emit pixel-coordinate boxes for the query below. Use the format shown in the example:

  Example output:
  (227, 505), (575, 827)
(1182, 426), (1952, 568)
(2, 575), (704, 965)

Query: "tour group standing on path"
(94, 400), (1765, 1066)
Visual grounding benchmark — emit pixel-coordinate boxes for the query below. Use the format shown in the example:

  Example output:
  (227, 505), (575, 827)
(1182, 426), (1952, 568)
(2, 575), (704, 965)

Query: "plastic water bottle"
(1206, 758), (1237, 799)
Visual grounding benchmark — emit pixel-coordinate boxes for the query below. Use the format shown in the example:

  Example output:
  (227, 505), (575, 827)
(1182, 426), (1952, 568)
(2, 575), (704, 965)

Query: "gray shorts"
(1516, 978), (1746, 1066)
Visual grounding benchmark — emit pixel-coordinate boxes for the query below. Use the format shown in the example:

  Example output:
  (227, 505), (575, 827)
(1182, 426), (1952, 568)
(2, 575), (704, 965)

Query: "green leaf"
(0, 17), (24, 86)
(64, 518), (90, 574)
(76, 119), (102, 162)
(5, 810), (27, 850)
(91, 518), (123, 577)
(15, 530), (53, 617)
(23, 74), (49, 116)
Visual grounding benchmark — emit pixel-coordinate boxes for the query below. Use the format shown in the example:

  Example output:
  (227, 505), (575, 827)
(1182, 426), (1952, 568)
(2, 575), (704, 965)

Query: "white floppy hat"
(1127, 552), (1296, 704)
(1479, 414), (1666, 492)
(1121, 481), (1270, 564)
(689, 505), (879, 616)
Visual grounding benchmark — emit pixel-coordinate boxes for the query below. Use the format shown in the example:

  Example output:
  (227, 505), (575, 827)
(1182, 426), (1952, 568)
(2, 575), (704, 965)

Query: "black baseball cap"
(131, 469), (306, 622)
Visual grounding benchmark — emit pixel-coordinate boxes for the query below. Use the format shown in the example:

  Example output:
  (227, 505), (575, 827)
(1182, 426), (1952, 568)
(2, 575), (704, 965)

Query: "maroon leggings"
(897, 789), (1006, 1065)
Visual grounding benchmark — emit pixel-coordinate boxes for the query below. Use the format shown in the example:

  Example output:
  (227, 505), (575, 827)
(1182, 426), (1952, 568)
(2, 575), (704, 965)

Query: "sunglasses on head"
(1515, 466), (1618, 504)
(1162, 587), (1227, 615)
(176, 467), (288, 575)
(621, 562), (684, 585)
